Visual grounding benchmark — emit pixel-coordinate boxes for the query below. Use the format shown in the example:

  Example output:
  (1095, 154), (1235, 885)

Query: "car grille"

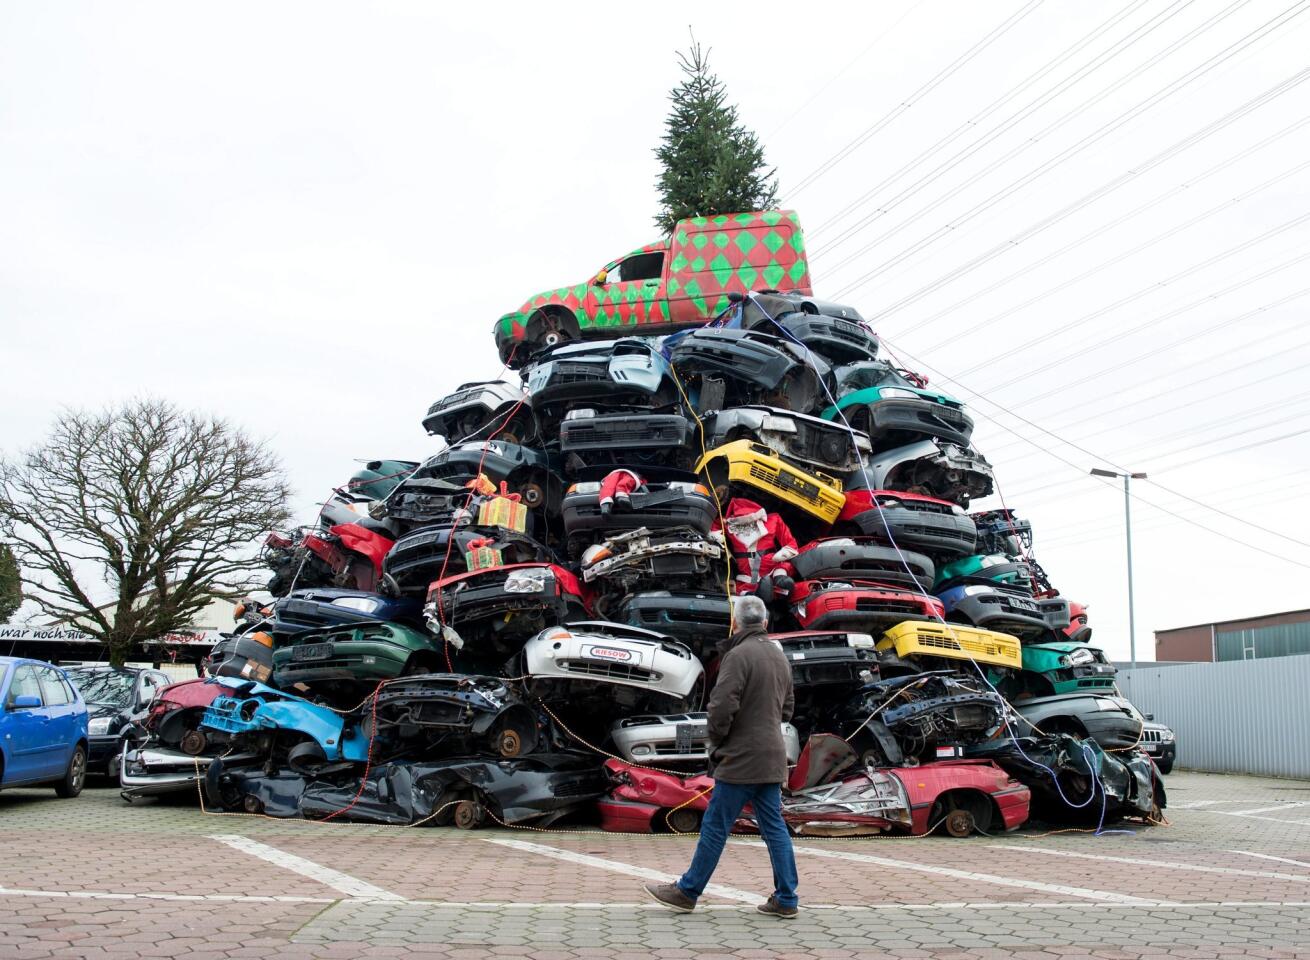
(559, 660), (658, 684)
(852, 598), (926, 615)
(562, 419), (688, 447)
(1141, 728), (1163, 743)
(748, 463), (823, 506)
(552, 776), (601, 799)
(550, 364), (607, 385)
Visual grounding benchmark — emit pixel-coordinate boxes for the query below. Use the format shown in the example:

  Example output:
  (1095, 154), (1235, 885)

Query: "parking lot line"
(1194, 809), (1310, 826)
(482, 836), (764, 904)
(210, 834), (404, 901)
(1226, 801), (1310, 816)
(1231, 850), (1310, 869)
(0, 886), (333, 904)
(768, 842), (1159, 903)
(994, 844), (1310, 883)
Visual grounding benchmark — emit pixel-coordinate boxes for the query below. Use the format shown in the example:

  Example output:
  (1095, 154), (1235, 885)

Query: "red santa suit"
(712, 498), (799, 593)
(598, 469), (645, 513)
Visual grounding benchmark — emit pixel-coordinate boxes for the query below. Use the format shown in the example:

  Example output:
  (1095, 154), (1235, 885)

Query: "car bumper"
(119, 747), (255, 798)
(790, 541), (934, 591)
(560, 413), (693, 461)
(848, 504), (977, 558)
(597, 797), (661, 833)
(562, 490), (716, 543)
(778, 314), (879, 364)
(716, 452), (845, 523)
(87, 735), (122, 770)
(1141, 741), (1176, 765)
(865, 398), (974, 447)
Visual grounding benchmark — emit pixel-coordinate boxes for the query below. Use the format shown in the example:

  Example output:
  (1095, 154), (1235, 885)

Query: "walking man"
(644, 595), (800, 917)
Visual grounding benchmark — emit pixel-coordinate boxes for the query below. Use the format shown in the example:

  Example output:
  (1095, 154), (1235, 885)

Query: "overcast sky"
(3, 1), (1309, 661)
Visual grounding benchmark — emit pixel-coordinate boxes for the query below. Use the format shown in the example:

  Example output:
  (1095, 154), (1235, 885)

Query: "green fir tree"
(0, 542), (20, 622)
(655, 38), (778, 233)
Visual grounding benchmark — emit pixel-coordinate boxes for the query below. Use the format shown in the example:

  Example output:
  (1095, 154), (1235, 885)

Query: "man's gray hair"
(734, 594), (769, 629)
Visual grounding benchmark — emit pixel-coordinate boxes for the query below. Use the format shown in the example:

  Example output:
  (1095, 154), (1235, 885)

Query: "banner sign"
(0, 624), (222, 646)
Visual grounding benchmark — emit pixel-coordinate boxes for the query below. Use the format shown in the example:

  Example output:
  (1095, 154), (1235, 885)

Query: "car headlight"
(963, 584), (992, 597)
(761, 414), (799, 433)
(504, 569), (549, 593)
(333, 597), (382, 614)
(1161, 729), (1175, 742)
(1065, 647), (1096, 665)
(88, 717), (113, 736)
(877, 387), (921, 401)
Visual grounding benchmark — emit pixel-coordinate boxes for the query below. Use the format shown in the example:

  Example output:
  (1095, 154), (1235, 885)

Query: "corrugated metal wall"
(1118, 657), (1310, 779)
(1216, 622), (1310, 661)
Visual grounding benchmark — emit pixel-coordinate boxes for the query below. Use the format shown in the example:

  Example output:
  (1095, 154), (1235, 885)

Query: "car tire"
(1156, 757), (1173, 775)
(55, 745), (87, 799)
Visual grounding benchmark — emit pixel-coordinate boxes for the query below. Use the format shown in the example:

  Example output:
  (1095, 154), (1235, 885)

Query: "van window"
(615, 252), (664, 283)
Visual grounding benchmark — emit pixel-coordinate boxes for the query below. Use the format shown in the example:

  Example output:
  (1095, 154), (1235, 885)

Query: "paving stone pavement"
(0, 770), (1306, 959)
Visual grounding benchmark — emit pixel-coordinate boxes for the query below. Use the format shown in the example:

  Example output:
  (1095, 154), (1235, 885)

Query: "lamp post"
(1090, 468), (1148, 673)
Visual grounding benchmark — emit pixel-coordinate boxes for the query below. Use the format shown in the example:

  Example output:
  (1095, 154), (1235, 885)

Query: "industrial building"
(1154, 608), (1310, 663)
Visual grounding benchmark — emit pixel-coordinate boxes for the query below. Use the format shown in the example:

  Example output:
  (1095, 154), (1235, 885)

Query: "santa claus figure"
(597, 468), (646, 516)
(712, 497), (799, 597)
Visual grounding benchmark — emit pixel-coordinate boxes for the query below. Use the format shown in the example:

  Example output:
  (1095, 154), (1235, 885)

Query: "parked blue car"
(0, 657), (89, 797)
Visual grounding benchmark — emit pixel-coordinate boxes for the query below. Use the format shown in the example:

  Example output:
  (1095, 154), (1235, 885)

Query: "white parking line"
(0, 886), (333, 904)
(1231, 850), (1310, 870)
(1227, 802), (1310, 816)
(770, 842), (1158, 904)
(482, 836), (764, 904)
(3, 887), (1309, 910)
(210, 834), (404, 901)
(995, 844), (1310, 883)
(1193, 810), (1310, 826)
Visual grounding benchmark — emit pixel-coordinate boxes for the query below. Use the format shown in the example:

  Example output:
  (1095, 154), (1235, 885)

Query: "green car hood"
(822, 383), (961, 421)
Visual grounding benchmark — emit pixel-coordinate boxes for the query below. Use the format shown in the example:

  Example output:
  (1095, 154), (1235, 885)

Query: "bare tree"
(0, 399), (292, 665)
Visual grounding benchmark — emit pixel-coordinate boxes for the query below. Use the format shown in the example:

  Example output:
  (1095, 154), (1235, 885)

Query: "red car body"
(598, 759), (715, 833)
(774, 735), (1030, 836)
(790, 578), (944, 631)
(839, 488), (961, 523)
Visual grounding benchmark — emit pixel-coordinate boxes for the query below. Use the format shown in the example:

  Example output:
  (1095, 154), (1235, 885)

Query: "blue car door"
(3, 664), (54, 783)
(37, 667), (80, 775)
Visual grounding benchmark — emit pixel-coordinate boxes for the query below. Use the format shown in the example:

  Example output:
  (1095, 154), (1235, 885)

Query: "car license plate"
(292, 643), (333, 661)
(675, 722), (706, 752)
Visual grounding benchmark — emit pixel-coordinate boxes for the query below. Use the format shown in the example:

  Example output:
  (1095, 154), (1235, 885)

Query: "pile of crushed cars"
(119, 210), (1164, 836)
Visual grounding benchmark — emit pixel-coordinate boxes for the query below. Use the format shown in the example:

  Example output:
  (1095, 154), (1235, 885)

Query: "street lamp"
(1090, 468), (1148, 674)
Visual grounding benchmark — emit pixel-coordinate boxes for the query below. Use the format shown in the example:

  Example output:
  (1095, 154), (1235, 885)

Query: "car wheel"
(497, 727), (524, 759)
(55, 745), (87, 798)
(1156, 757), (1173, 775)
(666, 807), (702, 834)
(453, 799), (486, 830)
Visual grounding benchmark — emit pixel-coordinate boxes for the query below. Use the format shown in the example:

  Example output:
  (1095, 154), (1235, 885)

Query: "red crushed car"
(837, 488), (977, 559)
(774, 735), (1030, 837)
(597, 758), (715, 833)
(790, 579), (944, 631)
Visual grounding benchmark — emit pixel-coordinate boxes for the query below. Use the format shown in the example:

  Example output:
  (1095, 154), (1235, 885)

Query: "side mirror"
(1145, 713), (1155, 722)
(593, 269), (608, 286)
(10, 695), (41, 709)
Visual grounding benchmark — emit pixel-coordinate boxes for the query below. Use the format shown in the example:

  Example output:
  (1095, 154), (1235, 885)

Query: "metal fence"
(1118, 656), (1310, 779)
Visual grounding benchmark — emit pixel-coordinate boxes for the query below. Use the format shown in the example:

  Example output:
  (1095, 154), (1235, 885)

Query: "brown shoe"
(643, 881), (696, 912)
(756, 895), (798, 918)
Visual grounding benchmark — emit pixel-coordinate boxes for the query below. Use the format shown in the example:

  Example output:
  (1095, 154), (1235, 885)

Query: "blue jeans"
(676, 781), (798, 908)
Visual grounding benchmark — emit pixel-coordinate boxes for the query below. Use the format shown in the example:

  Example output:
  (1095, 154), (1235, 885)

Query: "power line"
(766, 0), (928, 140)
(812, 0), (1199, 254)
(983, 336), (1310, 458)
(810, 0), (1157, 240)
(783, 0), (1045, 199)
(874, 114), (1310, 336)
(880, 336), (1310, 566)
(900, 156), (1310, 349)
(976, 276), (1310, 408)
(828, 6), (1310, 301)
